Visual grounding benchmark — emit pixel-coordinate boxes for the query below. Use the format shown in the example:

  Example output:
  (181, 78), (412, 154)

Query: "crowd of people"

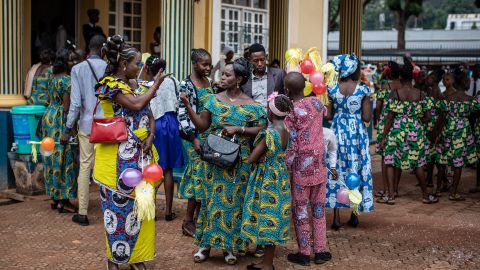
(24, 29), (480, 269)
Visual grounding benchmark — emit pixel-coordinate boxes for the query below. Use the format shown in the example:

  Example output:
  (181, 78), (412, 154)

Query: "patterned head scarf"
(332, 54), (359, 78)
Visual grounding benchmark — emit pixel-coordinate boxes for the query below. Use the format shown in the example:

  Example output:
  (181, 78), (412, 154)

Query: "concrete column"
(161, 0), (194, 81)
(0, 0), (27, 108)
(339, 0), (363, 56)
(0, 0), (25, 189)
(268, 0), (289, 68)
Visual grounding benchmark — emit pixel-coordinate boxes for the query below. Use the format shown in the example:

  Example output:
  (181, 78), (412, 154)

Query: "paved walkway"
(1, 153), (480, 270)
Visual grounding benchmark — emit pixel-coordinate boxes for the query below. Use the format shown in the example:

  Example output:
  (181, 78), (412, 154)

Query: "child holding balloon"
(284, 72), (332, 266)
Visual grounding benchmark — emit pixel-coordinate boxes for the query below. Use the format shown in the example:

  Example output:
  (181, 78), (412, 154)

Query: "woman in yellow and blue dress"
(180, 58), (266, 265)
(93, 35), (168, 270)
(41, 49), (78, 213)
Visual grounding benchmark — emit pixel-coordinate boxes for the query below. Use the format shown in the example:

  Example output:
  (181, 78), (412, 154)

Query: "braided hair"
(273, 94), (293, 118)
(145, 55), (166, 77)
(102, 34), (139, 75)
(191, 48), (211, 63)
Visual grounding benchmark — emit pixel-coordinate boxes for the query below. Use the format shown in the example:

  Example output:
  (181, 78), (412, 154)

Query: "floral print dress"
(375, 88), (391, 155)
(326, 84), (374, 212)
(435, 98), (480, 168)
(383, 97), (432, 170)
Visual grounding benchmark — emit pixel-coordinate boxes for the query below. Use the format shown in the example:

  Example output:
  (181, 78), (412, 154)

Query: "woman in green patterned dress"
(423, 70), (445, 188)
(41, 49), (78, 212)
(241, 93), (292, 270)
(177, 49), (214, 236)
(26, 49), (54, 106)
(180, 58), (266, 265)
(433, 71), (480, 201)
(375, 67), (393, 198)
(379, 61), (438, 204)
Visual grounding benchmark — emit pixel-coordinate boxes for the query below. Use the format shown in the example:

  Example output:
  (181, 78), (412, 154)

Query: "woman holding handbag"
(92, 35), (169, 270)
(180, 58), (266, 265)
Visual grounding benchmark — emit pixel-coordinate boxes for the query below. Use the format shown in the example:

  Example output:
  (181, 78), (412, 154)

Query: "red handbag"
(89, 99), (128, 143)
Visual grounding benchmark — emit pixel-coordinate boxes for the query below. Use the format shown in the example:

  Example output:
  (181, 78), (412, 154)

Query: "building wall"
(193, 0), (212, 52)
(288, 0), (328, 61)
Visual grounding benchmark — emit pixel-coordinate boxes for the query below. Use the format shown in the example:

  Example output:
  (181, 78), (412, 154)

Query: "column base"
(0, 95), (27, 109)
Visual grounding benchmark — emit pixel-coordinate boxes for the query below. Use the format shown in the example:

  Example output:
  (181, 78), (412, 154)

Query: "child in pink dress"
(284, 72), (331, 266)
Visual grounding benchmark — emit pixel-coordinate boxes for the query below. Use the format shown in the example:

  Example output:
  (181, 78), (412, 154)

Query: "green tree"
(387, 0), (424, 49)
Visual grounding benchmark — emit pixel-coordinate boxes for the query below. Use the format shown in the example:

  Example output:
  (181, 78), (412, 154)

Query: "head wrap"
(267, 92), (288, 117)
(332, 54), (359, 78)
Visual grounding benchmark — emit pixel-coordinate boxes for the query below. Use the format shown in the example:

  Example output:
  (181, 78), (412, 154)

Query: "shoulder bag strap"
(86, 59), (99, 83)
(171, 77), (179, 98)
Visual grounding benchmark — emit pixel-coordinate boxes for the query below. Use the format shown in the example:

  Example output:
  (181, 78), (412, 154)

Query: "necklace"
(225, 91), (240, 102)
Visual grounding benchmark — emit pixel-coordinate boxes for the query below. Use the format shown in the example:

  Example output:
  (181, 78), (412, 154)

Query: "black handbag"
(201, 133), (240, 169)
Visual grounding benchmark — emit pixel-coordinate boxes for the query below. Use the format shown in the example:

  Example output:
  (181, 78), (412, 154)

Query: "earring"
(123, 67), (126, 71)
(237, 82), (240, 89)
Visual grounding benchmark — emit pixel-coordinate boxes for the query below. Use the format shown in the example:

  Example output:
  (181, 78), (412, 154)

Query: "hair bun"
(232, 58), (250, 86)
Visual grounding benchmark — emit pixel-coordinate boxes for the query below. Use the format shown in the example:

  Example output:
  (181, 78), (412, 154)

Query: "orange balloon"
(41, 137), (55, 151)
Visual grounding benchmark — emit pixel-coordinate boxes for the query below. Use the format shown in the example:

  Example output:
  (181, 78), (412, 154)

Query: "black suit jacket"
(242, 67), (286, 99)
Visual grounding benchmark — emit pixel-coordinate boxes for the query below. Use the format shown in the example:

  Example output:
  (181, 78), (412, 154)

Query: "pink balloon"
(336, 188), (350, 204)
(310, 71), (324, 85)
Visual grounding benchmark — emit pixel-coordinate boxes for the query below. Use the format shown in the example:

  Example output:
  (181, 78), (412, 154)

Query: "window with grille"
(220, 0), (268, 55)
(108, 0), (145, 50)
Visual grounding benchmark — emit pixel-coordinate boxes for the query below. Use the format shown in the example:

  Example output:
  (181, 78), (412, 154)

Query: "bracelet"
(241, 127), (245, 134)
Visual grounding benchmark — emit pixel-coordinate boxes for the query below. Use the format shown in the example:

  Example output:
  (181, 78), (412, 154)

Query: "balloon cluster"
(121, 164), (163, 187)
(121, 164), (163, 221)
(285, 47), (337, 105)
(336, 172), (363, 215)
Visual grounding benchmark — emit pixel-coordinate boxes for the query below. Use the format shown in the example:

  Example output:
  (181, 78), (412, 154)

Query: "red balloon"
(312, 83), (326, 95)
(143, 164), (164, 183)
(300, 60), (314, 74)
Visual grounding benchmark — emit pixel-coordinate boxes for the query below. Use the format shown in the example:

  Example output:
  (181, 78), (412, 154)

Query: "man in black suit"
(242, 43), (286, 108)
(82, 9), (105, 49)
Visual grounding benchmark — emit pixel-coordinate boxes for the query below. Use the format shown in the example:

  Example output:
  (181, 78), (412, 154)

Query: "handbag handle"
(216, 130), (238, 143)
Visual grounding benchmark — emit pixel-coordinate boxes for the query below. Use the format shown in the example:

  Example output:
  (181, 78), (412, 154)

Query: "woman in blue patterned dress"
(325, 54), (374, 230)
(176, 48), (214, 236)
(26, 49), (54, 106)
(180, 58), (266, 265)
(41, 49), (78, 213)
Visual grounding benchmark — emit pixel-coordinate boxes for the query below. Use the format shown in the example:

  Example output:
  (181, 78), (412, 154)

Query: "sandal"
(254, 245), (265, 258)
(223, 250), (237, 265)
(448, 194), (465, 201)
(194, 247), (210, 263)
(50, 200), (59, 210)
(182, 220), (195, 237)
(165, 212), (177, 221)
(375, 191), (386, 198)
(376, 196), (390, 204)
(107, 261), (119, 270)
(422, 195), (439, 204)
(386, 197), (396, 205)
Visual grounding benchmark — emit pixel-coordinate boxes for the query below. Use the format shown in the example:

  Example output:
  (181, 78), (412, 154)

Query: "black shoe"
(314, 252), (332, 264)
(72, 214), (89, 226)
(347, 213), (359, 228)
(287, 252), (310, 266)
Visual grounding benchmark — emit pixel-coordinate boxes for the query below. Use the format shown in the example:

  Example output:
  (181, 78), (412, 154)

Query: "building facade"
(3, 0), (372, 189)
